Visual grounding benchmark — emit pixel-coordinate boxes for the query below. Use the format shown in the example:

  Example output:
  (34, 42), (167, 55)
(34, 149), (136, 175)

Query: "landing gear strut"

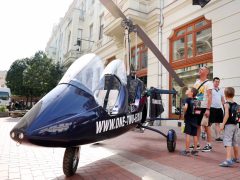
(139, 124), (177, 152)
(63, 146), (80, 177)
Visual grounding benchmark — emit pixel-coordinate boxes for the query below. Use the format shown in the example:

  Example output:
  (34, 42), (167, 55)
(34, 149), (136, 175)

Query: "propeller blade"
(100, 0), (127, 20)
(135, 25), (185, 87)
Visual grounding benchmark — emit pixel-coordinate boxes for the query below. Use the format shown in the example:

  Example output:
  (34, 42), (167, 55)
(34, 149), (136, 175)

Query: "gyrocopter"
(10, 0), (185, 177)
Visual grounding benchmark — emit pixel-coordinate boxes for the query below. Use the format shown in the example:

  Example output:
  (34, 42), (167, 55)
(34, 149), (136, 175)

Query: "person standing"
(209, 77), (225, 142)
(181, 87), (199, 156)
(219, 87), (239, 167)
(192, 66), (213, 152)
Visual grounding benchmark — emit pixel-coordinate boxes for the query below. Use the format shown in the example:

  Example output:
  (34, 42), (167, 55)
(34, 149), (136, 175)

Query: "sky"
(0, 0), (72, 71)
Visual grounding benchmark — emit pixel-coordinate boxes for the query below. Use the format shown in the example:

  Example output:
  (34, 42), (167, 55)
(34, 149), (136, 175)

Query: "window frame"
(99, 14), (104, 40)
(169, 16), (213, 119)
(169, 16), (212, 70)
(130, 43), (148, 77)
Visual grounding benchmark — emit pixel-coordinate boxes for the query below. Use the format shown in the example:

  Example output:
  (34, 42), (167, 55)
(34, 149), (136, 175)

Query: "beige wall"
(46, 0), (240, 123)
(161, 0), (240, 102)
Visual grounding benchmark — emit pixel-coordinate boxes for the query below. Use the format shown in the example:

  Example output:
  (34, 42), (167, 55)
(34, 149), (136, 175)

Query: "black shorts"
(209, 108), (223, 123)
(184, 122), (197, 136)
(195, 108), (207, 126)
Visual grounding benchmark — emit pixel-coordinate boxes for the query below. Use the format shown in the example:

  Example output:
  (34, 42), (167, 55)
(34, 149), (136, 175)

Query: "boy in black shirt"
(181, 87), (198, 156)
(219, 87), (239, 167)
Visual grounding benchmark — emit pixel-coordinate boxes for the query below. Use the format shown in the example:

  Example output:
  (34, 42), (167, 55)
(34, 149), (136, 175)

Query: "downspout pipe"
(158, 0), (164, 89)
(155, 0), (164, 125)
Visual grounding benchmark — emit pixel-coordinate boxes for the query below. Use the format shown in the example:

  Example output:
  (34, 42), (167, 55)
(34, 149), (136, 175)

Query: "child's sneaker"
(180, 150), (190, 156)
(189, 144), (201, 150)
(215, 137), (223, 142)
(191, 150), (199, 156)
(219, 160), (233, 167)
(202, 144), (212, 152)
(232, 158), (240, 163)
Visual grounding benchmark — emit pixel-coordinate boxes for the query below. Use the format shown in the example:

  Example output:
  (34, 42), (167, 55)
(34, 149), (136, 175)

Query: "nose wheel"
(167, 129), (176, 152)
(63, 146), (80, 177)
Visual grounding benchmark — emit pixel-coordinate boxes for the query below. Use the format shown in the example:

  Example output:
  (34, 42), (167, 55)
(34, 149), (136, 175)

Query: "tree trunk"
(26, 96), (29, 108)
(30, 96), (33, 107)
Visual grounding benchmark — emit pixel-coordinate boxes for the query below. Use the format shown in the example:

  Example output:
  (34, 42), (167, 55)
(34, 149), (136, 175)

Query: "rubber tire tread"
(63, 147), (79, 177)
(167, 130), (176, 152)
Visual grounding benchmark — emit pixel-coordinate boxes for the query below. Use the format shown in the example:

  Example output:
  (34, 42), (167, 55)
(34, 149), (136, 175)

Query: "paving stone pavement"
(1, 117), (240, 180)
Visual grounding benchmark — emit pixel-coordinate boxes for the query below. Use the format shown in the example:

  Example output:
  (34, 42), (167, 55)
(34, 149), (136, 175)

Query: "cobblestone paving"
(1, 117), (240, 180)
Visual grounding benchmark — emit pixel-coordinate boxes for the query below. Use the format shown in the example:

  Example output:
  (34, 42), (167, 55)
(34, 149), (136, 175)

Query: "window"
(131, 43), (148, 85)
(169, 16), (213, 118)
(76, 29), (82, 51)
(78, 29), (82, 38)
(0, 92), (9, 100)
(99, 14), (104, 40)
(89, 24), (93, 40)
(81, 1), (86, 11)
(67, 31), (71, 52)
(170, 64), (213, 117)
(170, 17), (212, 69)
(89, 24), (93, 48)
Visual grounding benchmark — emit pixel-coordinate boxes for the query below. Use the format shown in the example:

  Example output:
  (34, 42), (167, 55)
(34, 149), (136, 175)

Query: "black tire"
(167, 129), (177, 152)
(63, 147), (80, 177)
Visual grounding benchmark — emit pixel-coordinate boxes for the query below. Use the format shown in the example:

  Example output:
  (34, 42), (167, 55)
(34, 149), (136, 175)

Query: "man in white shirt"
(193, 66), (213, 152)
(209, 77), (225, 142)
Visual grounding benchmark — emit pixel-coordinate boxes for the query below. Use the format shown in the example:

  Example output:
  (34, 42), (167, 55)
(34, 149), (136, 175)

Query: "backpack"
(192, 99), (201, 115)
(229, 102), (240, 123)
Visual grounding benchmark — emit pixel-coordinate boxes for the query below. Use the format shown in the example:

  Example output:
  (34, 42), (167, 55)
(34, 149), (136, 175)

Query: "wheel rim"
(72, 149), (79, 168)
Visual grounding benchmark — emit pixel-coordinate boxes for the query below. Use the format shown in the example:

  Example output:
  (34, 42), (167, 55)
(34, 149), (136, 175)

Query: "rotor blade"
(135, 25), (185, 87)
(100, 0), (127, 20)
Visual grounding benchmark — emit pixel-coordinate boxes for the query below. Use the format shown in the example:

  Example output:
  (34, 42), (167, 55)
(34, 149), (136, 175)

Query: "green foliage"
(6, 51), (64, 98)
(0, 105), (7, 112)
(6, 58), (28, 96)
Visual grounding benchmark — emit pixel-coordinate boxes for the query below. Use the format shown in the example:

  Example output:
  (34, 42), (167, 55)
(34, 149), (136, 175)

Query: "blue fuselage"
(10, 83), (143, 147)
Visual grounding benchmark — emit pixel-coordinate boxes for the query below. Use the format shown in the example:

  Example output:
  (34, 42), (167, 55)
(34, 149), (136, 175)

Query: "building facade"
(46, 0), (240, 122)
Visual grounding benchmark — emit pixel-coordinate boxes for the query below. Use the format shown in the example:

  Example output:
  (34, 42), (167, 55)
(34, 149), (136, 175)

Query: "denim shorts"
(223, 124), (239, 147)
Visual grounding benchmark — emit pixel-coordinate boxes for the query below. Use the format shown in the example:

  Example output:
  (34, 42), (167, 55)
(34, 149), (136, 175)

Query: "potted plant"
(0, 105), (9, 117)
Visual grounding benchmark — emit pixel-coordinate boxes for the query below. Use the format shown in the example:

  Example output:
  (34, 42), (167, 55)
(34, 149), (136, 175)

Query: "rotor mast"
(122, 18), (135, 76)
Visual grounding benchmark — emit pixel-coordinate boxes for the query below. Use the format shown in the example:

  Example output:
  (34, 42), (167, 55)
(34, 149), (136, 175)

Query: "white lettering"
(95, 112), (142, 134)
(96, 121), (104, 134)
(103, 120), (109, 132)
(109, 119), (115, 130)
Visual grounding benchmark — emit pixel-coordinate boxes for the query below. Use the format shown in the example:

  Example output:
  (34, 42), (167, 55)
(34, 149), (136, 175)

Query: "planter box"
(0, 112), (9, 117)
(9, 110), (27, 118)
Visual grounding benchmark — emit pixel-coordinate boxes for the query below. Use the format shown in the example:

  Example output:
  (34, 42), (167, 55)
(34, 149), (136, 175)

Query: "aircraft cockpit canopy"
(94, 59), (128, 115)
(59, 54), (104, 94)
(59, 54), (128, 115)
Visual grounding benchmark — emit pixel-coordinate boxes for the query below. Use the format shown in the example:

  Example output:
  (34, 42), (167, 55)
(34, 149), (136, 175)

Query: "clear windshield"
(59, 55), (127, 111)
(101, 59), (127, 84)
(59, 53), (104, 93)
(94, 59), (127, 112)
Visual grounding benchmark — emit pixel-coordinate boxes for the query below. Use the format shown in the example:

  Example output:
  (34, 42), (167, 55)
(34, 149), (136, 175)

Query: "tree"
(6, 51), (64, 107)
(6, 58), (28, 96)
(23, 51), (64, 105)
